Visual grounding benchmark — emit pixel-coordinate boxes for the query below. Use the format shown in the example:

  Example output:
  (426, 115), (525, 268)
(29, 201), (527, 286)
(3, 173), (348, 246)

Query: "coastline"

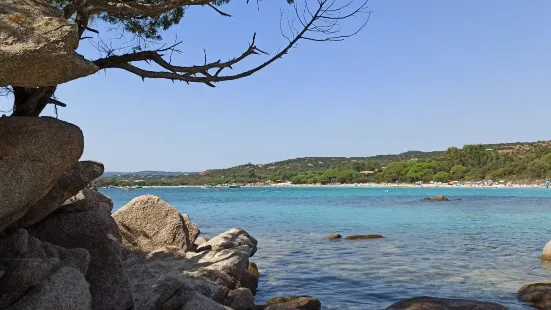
(101, 182), (550, 189)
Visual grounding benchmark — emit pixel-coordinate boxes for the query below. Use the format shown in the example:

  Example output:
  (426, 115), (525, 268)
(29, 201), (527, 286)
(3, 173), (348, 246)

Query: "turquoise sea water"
(101, 187), (551, 309)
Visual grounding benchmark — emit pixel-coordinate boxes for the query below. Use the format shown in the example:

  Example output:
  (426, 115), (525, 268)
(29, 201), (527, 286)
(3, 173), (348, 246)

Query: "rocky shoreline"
(1, 116), (551, 309)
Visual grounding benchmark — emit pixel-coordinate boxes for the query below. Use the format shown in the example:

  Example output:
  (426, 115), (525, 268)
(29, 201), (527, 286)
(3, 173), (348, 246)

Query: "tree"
(336, 169), (359, 183)
(450, 165), (468, 180)
(433, 171), (451, 183)
(2, 0), (370, 116)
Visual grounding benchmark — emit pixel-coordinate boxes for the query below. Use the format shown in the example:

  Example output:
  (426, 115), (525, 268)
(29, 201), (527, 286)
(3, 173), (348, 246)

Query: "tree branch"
(91, 0), (369, 87)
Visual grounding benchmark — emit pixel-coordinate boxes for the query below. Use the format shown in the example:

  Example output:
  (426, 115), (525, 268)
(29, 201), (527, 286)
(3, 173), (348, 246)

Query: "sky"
(3, 0), (551, 172)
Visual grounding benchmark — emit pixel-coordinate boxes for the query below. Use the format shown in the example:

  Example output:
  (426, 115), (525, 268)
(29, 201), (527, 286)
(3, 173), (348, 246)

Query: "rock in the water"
(0, 229), (90, 309)
(6, 266), (91, 310)
(240, 269), (258, 295)
(327, 234), (342, 240)
(28, 189), (133, 310)
(0, 0), (98, 87)
(113, 195), (199, 254)
(386, 296), (507, 309)
(226, 288), (254, 310)
(433, 195), (449, 201)
(17, 161), (104, 228)
(248, 263), (260, 280)
(423, 197), (432, 201)
(518, 282), (551, 309)
(0, 117), (83, 231)
(264, 296), (321, 310)
(542, 241), (551, 261)
(197, 228), (258, 257)
(344, 234), (384, 240)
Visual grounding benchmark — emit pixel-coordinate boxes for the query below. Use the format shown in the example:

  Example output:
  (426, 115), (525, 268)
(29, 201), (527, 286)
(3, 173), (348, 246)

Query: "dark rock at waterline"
(328, 233), (342, 240)
(248, 262), (260, 280)
(240, 269), (258, 295)
(344, 234), (384, 240)
(433, 195), (449, 201)
(257, 296), (321, 310)
(225, 287), (255, 310)
(423, 197), (432, 201)
(517, 281), (551, 309)
(386, 296), (507, 309)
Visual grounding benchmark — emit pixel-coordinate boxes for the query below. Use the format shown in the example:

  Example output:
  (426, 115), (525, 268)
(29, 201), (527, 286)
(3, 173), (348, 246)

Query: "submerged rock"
(433, 195), (449, 201)
(113, 195), (200, 254)
(386, 296), (506, 309)
(0, 0), (98, 87)
(260, 296), (321, 310)
(327, 234), (342, 240)
(517, 281), (551, 309)
(28, 189), (133, 310)
(0, 117), (83, 231)
(344, 234), (384, 240)
(423, 197), (432, 201)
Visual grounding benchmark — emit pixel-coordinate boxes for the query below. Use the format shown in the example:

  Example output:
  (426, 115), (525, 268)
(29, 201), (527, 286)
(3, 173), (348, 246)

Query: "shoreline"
(100, 183), (550, 189)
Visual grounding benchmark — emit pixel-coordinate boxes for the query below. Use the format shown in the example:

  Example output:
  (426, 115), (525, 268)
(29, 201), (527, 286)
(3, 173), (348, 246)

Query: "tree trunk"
(12, 86), (57, 117)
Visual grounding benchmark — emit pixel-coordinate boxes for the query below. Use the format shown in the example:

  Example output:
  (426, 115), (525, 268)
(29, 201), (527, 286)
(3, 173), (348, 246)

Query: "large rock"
(225, 288), (254, 310)
(239, 269), (258, 295)
(124, 249), (230, 309)
(517, 282), (551, 309)
(0, 116), (83, 231)
(0, 0), (98, 87)
(6, 266), (91, 310)
(433, 195), (449, 201)
(386, 296), (507, 309)
(113, 195), (200, 254)
(16, 161), (104, 228)
(261, 296), (321, 310)
(197, 228), (258, 257)
(542, 241), (551, 261)
(28, 189), (133, 310)
(0, 229), (90, 309)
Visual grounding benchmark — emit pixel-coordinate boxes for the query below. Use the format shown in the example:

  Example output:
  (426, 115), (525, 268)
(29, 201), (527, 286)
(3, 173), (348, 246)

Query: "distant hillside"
(103, 171), (198, 177)
(96, 140), (551, 186)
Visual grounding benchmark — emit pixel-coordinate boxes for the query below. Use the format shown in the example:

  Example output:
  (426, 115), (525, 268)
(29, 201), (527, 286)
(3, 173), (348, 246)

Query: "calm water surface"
(101, 187), (551, 309)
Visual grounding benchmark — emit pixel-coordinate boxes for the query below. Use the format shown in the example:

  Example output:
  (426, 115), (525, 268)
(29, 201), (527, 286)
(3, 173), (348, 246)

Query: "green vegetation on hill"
(96, 140), (551, 187)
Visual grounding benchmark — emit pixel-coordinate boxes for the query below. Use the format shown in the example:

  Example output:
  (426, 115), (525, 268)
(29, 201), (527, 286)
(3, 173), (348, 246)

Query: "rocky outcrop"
(386, 297), (506, 309)
(517, 282), (551, 309)
(248, 263), (260, 280)
(240, 269), (258, 295)
(0, 0), (98, 87)
(197, 228), (258, 257)
(124, 223), (258, 309)
(327, 234), (342, 240)
(113, 195), (200, 255)
(259, 296), (321, 310)
(16, 161), (104, 228)
(0, 229), (91, 309)
(0, 117), (83, 231)
(433, 195), (449, 201)
(344, 234), (384, 240)
(542, 241), (551, 261)
(27, 188), (133, 310)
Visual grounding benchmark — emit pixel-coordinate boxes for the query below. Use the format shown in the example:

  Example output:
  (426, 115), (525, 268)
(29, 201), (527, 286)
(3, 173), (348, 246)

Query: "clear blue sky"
(3, 0), (550, 172)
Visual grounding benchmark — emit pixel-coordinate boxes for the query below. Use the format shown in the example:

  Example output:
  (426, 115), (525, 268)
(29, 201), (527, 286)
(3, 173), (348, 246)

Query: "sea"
(101, 187), (551, 309)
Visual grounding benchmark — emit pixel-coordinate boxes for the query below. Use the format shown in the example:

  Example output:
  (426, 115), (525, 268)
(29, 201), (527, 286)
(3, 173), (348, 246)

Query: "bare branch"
(48, 98), (67, 108)
(91, 0), (370, 87)
(207, 4), (232, 17)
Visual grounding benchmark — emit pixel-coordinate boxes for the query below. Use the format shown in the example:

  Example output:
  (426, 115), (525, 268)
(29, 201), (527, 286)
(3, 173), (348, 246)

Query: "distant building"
(360, 171), (375, 175)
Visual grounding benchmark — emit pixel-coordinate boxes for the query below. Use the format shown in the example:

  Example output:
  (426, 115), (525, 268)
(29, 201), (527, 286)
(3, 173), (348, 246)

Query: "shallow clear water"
(101, 187), (551, 309)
